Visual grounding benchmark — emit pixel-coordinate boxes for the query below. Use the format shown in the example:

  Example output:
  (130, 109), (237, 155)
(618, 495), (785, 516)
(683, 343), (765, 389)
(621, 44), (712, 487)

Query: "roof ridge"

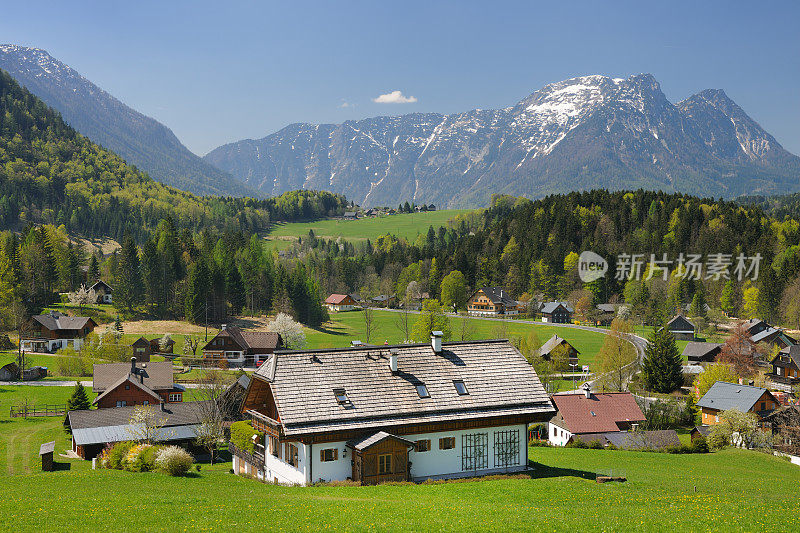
(274, 338), (509, 355)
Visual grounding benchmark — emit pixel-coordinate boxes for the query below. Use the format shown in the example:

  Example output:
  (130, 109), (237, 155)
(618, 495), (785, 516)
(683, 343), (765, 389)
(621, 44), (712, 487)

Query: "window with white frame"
(169, 393), (182, 402)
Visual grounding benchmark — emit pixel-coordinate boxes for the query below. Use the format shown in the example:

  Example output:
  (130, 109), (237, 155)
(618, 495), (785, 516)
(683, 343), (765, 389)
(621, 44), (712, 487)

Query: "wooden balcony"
(247, 409), (282, 437)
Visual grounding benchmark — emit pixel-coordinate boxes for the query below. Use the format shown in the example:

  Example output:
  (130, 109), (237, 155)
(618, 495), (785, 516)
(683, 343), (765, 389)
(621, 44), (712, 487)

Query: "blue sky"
(1, 0), (798, 155)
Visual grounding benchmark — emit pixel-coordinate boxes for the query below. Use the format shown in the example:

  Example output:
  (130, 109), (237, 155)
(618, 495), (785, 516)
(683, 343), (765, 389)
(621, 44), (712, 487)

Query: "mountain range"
(0, 44), (259, 198)
(205, 74), (800, 207)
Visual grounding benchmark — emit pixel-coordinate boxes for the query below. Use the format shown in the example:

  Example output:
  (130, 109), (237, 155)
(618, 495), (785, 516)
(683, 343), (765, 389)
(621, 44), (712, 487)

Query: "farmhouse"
(548, 387), (645, 446)
(370, 294), (396, 308)
(20, 311), (96, 353)
(202, 325), (283, 367)
(743, 318), (770, 336)
(324, 294), (358, 312)
(540, 302), (573, 324)
(66, 401), (208, 459)
(749, 326), (796, 350)
(595, 303), (621, 325)
(90, 280), (113, 304)
(767, 345), (800, 390)
(92, 358), (184, 409)
(682, 342), (723, 363)
(466, 287), (520, 316)
(664, 315), (695, 341)
(233, 335), (555, 485)
(538, 335), (579, 369)
(696, 381), (779, 425)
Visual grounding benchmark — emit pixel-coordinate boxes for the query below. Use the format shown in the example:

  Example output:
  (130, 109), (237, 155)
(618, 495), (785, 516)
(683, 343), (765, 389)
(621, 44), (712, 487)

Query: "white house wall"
(548, 422), (572, 446)
(252, 423), (530, 485)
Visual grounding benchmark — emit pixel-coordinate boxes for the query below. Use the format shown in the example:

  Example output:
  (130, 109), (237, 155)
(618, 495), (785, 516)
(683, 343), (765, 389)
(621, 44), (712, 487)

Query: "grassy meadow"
(306, 310), (606, 369)
(264, 209), (468, 250)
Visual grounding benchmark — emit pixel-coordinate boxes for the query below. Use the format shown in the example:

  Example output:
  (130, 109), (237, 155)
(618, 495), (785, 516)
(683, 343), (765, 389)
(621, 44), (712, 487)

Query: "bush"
(104, 441), (135, 470)
(156, 446), (194, 476)
(588, 440), (604, 450)
(229, 421), (264, 453)
(664, 445), (693, 454)
(124, 444), (157, 472)
(691, 436), (710, 453)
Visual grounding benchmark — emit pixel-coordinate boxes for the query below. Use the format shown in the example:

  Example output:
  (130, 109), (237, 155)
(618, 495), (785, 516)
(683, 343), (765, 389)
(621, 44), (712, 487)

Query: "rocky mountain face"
(0, 44), (259, 198)
(205, 74), (800, 207)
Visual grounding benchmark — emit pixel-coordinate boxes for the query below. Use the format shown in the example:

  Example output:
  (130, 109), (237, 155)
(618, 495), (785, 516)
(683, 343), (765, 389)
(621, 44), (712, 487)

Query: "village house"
(750, 326), (796, 350)
(370, 294), (396, 308)
(232, 334), (555, 485)
(767, 345), (800, 391)
(547, 386), (646, 446)
(466, 287), (520, 316)
(682, 342), (723, 364)
(130, 336), (152, 362)
(19, 311), (96, 353)
(202, 325), (283, 367)
(66, 401), (207, 459)
(150, 336), (175, 354)
(538, 335), (579, 369)
(664, 315), (695, 341)
(696, 381), (779, 425)
(539, 301), (573, 324)
(90, 280), (113, 304)
(324, 294), (358, 312)
(92, 358), (184, 409)
(595, 303), (620, 326)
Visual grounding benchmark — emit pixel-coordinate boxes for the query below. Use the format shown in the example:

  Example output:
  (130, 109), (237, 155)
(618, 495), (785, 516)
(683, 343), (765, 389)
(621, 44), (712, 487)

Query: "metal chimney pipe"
(390, 348), (398, 373)
(431, 331), (443, 353)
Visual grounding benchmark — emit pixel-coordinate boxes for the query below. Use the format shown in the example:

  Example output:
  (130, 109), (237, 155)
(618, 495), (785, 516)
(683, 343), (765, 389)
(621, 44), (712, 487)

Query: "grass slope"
(265, 210), (468, 250)
(307, 310), (605, 367)
(0, 445), (796, 531)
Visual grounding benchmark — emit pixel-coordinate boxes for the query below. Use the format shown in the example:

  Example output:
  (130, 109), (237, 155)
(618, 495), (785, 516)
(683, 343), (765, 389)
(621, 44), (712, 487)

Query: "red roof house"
(324, 294), (358, 312)
(547, 387), (645, 446)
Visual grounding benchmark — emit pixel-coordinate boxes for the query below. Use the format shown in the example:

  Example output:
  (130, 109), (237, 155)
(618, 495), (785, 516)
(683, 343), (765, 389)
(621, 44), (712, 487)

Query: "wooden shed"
(347, 431), (415, 485)
(39, 441), (55, 471)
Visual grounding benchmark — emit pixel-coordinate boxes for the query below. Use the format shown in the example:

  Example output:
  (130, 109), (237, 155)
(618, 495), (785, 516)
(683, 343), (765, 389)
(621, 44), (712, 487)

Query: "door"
(462, 433), (488, 471)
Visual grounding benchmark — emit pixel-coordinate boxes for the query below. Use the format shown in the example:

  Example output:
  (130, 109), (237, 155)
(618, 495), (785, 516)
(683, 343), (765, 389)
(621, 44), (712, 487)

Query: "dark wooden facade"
(351, 437), (411, 485)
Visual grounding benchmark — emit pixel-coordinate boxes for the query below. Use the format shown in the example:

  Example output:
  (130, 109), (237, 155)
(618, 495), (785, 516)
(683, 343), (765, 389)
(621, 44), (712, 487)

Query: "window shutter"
(320, 449), (325, 461)
(334, 449), (338, 461)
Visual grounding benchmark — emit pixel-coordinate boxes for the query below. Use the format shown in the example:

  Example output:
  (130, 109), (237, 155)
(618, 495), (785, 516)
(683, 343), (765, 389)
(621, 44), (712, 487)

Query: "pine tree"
(184, 259), (210, 324)
(113, 315), (124, 334)
(720, 280), (738, 316)
(88, 254), (100, 281)
(67, 381), (91, 410)
(641, 326), (683, 393)
(689, 286), (707, 318)
(114, 233), (142, 313)
(226, 262), (245, 316)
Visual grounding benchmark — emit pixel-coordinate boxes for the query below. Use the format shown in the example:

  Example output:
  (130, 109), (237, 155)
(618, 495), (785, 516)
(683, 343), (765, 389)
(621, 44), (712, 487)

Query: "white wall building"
(235, 336), (554, 485)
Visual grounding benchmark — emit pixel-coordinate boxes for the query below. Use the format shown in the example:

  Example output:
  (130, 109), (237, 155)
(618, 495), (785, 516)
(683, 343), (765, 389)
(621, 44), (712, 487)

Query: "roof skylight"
(333, 388), (350, 405)
(453, 380), (468, 395)
(415, 384), (430, 398)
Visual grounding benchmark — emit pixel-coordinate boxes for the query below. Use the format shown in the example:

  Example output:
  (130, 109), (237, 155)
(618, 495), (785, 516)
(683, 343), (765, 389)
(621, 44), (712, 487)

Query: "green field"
(305, 310), (606, 369)
(265, 210), (468, 250)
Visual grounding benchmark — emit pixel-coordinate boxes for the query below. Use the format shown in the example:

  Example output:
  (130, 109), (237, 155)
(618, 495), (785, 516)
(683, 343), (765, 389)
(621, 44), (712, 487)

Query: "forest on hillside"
(0, 69), (350, 242)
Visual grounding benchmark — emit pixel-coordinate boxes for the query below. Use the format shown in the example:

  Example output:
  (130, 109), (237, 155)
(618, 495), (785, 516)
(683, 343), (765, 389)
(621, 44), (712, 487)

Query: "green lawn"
(265, 210), (468, 250)
(306, 310), (606, 369)
(0, 443), (796, 531)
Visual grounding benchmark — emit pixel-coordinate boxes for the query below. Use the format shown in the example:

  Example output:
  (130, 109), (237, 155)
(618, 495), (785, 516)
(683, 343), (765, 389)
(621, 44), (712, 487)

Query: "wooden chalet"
(764, 405), (800, 456)
(664, 315), (695, 341)
(538, 335), (579, 369)
(324, 294), (358, 312)
(91, 358), (184, 409)
(130, 336), (152, 362)
(696, 381), (779, 425)
(19, 311), (96, 353)
(234, 334), (555, 485)
(202, 325), (283, 367)
(466, 287), (520, 316)
(539, 302), (573, 324)
(682, 342), (723, 364)
(90, 280), (113, 304)
(767, 345), (800, 391)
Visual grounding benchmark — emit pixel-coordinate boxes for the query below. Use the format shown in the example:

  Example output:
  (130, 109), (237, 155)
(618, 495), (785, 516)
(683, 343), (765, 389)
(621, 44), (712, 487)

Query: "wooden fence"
(10, 404), (67, 418)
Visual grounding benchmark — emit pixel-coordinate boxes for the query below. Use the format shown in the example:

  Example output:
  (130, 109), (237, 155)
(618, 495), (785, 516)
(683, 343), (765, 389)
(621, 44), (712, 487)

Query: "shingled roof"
(777, 345), (800, 367)
(31, 311), (94, 332)
(665, 315), (695, 333)
(550, 392), (645, 434)
(92, 361), (175, 393)
(682, 342), (722, 362)
(540, 301), (574, 314)
(252, 339), (554, 436)
(539, 335), (579, 357)
(203, 326), (281, 352)
(325, 294), (351, 305)
(696, 381), (775, 413)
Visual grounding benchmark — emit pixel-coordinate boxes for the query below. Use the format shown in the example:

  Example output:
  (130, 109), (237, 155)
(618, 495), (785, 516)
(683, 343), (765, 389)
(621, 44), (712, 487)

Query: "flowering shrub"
(124, 444), (157, 472)
(155, 446), (194, 476)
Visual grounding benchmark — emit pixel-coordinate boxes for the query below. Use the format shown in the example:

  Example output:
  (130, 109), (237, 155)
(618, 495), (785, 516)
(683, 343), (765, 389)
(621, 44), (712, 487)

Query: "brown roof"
(203, 326), (281, 353)
(551, 392), (645, 434)
(682, 342), (722, 362)
(92, 374), (162, 405)
(68, 401), (210, 430)
(253, 339), (554, 437)
(92, 361), (174, 393)
(539, 335), (579, 357)
(31, 311), (95, 332)
(130, 336), (150, 348)
(325, 294), (352, 304)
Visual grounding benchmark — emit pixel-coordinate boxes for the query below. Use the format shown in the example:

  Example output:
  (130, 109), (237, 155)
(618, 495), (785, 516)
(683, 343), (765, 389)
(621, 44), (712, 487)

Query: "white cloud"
(338, 100), (355, 108)
(372, 90), (418, 104)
